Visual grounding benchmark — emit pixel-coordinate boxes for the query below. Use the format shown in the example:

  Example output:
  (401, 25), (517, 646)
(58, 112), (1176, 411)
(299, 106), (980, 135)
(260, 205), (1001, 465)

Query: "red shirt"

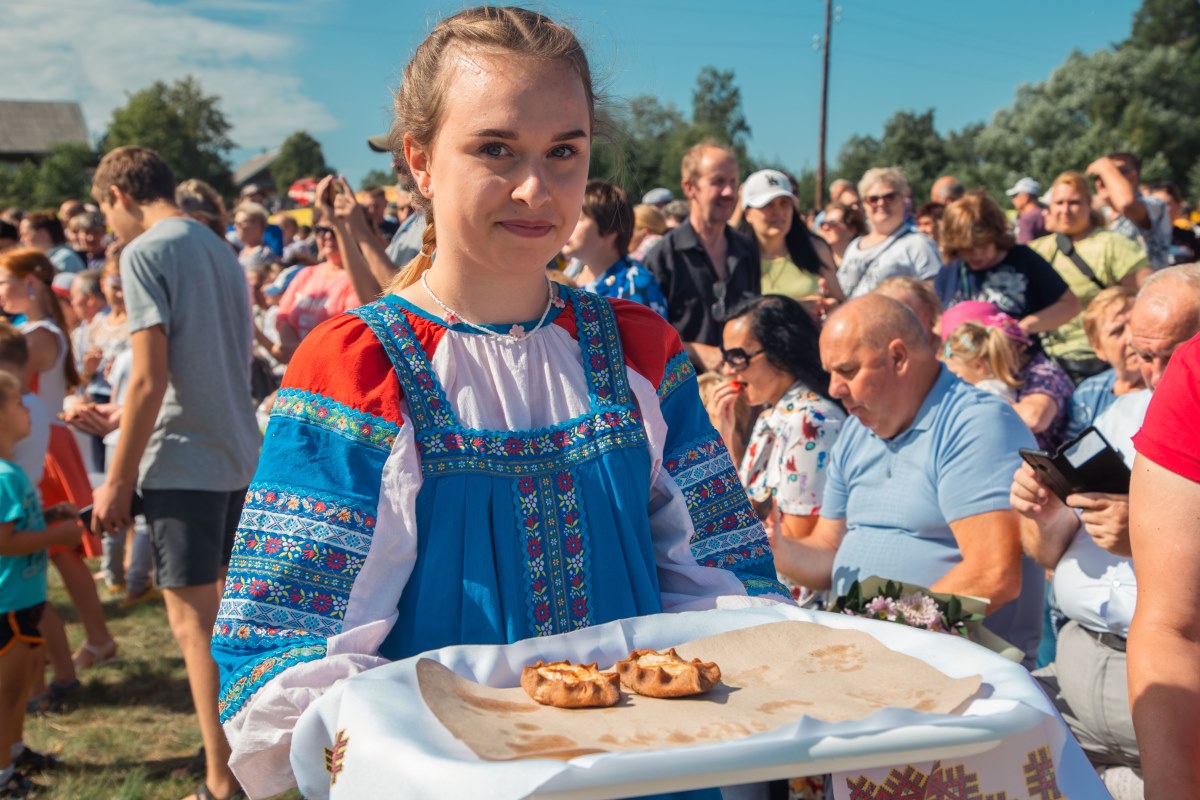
(1132, 332), (1200, 482)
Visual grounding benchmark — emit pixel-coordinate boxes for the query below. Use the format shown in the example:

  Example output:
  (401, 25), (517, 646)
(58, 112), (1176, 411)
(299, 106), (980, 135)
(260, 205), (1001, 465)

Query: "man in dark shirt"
(644, 140), (760, 372)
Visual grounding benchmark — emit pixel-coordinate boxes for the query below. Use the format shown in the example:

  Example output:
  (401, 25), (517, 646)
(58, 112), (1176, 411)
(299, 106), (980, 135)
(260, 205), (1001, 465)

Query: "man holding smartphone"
(90, 146), (261, 800)
(1010, 264), (1200, 795)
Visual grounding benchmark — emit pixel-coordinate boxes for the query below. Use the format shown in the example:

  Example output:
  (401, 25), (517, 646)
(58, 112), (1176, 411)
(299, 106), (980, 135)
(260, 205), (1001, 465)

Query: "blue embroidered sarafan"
(354, 289), (665, 659)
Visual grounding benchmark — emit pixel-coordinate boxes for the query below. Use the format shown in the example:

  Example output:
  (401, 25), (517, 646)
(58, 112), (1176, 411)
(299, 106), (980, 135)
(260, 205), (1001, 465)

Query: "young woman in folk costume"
(212, 8), (789, 798)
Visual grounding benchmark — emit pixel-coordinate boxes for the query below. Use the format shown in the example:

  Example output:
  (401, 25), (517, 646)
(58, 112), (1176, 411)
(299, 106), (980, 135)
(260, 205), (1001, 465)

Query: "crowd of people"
(0, 7), (1199, 800)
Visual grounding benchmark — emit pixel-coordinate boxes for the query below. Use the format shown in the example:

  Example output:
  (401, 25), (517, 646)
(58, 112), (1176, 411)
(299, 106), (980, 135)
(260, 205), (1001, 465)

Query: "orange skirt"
(39, 424), (100, 558)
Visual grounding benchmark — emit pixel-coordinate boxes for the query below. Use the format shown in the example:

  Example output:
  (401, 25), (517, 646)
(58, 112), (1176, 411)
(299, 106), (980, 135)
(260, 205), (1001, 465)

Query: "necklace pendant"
(551, 296), (566, 309)
(443, 311), (458, 324)
(508, 324), (526, 340)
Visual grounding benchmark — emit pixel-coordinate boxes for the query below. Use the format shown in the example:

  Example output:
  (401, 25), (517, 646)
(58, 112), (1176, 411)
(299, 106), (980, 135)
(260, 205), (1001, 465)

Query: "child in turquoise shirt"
(0, 371), (81, 797)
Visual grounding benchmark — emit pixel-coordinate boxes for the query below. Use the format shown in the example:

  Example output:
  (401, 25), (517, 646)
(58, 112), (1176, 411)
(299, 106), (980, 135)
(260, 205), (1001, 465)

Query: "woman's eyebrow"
(469, 128), (588, 141)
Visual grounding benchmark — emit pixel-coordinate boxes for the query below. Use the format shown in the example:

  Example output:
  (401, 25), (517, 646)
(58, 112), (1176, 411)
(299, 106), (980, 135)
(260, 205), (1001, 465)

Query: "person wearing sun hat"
(736, 169), (843, 312)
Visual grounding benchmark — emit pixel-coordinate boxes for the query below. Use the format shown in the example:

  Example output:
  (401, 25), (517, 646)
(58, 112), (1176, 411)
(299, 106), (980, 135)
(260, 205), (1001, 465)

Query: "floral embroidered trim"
(217, 641), (327, 722)
(351, 301), (457, 432)
(665, 431), (790, 598)
(514, 470), (594, 637)
(418, 407), (646, 476)
(657, 351), (695, 402)
(271, 388), (400, 451)
(242, 485), (377, 536)
(570, 289), (632, 408)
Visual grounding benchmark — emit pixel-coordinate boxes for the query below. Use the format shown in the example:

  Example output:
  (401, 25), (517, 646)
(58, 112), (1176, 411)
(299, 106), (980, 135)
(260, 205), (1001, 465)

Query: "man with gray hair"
(771, 294), (1044, 664)
(1010, 263), (1200, 796)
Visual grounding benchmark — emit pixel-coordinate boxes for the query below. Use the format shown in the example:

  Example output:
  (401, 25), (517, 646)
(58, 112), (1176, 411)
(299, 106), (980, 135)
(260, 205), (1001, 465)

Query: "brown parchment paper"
(418, 620), (982, 762)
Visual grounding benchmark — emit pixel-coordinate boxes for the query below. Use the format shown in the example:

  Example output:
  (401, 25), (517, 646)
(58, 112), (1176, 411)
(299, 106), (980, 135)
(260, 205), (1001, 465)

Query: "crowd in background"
(0, 128), (1199, 800)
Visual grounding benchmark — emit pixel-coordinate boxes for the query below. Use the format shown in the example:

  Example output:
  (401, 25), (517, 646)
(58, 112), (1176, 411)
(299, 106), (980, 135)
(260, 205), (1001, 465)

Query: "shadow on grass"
(89, 659), (193, 713)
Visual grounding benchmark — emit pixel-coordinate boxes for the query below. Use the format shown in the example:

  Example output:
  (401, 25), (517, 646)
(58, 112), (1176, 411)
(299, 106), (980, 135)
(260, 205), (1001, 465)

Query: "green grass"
(23, 565), (301, 800)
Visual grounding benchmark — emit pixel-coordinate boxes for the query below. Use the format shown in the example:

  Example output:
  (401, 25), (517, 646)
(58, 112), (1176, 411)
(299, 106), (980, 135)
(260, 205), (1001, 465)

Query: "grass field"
(23, 565), (301, 800)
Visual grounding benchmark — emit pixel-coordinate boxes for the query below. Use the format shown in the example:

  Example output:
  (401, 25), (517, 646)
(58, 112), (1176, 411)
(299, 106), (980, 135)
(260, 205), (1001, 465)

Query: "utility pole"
(815, 0), (833, 209)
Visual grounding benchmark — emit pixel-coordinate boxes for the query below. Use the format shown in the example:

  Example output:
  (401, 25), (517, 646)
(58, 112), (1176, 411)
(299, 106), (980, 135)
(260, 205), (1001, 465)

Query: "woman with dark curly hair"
(710, 295), (845, 599)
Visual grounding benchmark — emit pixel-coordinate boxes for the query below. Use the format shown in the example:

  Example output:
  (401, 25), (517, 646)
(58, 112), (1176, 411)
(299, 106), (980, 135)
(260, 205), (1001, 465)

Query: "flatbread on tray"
(418, 620), (982, 762)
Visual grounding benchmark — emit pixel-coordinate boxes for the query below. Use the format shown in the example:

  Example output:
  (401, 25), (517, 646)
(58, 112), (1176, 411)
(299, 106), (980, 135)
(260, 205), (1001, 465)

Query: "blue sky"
(3, 0), (1142, 192)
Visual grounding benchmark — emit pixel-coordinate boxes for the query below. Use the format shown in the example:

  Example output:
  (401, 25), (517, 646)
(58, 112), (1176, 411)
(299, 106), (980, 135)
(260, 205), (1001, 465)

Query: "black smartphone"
(78, 492), (145, 530)
(1019, 426), (1130, 503)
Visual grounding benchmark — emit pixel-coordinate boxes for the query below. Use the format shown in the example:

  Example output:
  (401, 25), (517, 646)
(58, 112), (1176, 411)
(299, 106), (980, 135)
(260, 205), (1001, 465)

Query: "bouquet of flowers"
(832, 576), (1024, 662)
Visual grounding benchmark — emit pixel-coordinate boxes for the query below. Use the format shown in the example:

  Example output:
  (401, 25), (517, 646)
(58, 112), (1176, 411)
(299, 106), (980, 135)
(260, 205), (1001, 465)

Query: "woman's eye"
(481, 143), (507, 158)
(549, 144), (578, 159)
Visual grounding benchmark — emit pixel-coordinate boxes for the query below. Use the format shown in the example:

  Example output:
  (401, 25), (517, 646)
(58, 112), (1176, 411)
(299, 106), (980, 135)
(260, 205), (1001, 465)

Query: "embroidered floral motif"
(325, 729), (350, 786)
(1024, 746), (1062, 800)
(217, 641), (327, 721)
(514, 470), (594, 637)
(570, 290), (631, 407)
(657, 351), (695, 402)
(271, 389), (400, 451)
(417, 407), (646, 476)
(351, 302), (457, 431)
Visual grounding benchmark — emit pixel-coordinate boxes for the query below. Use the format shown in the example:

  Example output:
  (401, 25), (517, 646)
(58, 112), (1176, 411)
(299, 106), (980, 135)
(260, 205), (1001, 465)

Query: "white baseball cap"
(742, 169), (796, 209)
(1005, 177), (1040, 197)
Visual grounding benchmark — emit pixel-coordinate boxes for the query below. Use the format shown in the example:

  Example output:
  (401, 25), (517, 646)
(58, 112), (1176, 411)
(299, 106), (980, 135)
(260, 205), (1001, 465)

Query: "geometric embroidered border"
(217, 640), (327, 722)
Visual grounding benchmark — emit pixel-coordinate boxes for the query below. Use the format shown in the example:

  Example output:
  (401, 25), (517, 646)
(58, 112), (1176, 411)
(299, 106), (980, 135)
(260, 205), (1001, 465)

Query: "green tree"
(102, 76), (235, 195)
(271, 131), (332, 191)
(360, 168), (395, 190)
(0, 161), (40, 209)
(33, 143), (98, 208)
(1128, 0), (1200, 48)
(691, 67), (751, 155)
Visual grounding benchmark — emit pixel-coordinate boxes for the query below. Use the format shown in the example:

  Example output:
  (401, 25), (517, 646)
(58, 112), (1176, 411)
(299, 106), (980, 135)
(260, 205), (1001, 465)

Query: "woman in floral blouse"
(711, 295), (846, 600)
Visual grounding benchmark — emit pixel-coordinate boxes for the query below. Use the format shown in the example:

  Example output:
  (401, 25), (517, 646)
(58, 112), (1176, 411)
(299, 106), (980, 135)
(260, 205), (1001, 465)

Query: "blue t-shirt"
(573, 257), (668, 318)
(0, 460), (48, 612)
(1065, 369), (1119, 442)
(822, 367), (1044, 665)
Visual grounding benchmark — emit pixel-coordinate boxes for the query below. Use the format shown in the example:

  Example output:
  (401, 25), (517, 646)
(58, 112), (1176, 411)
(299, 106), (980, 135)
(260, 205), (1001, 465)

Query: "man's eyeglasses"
(721, 347), (764, 370)
(865, 191), (899, 206)
(711, 281), (727, 322)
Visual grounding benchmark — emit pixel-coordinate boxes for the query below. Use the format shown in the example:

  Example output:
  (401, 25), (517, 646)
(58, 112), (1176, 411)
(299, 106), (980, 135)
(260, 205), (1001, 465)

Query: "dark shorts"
(143, 488), (247, 589)
(0, 603), (45, 656)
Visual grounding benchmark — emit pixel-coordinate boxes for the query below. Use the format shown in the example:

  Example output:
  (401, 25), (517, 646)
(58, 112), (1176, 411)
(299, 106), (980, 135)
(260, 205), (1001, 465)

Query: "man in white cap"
(1006, 177), (1047, 244)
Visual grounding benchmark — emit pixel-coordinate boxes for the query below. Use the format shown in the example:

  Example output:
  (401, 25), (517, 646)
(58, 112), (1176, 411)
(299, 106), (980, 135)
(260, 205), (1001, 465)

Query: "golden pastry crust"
(614, 648), (721, 698)
(520, 660), (621, 708)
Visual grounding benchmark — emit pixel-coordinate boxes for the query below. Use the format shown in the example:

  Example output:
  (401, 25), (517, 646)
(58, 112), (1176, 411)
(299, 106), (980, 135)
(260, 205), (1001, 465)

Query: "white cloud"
(0, 0), (337, 151)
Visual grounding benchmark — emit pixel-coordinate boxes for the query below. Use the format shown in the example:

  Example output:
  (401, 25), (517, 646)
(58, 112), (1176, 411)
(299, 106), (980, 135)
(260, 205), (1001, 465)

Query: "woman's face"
(720, 316), (793, 407)
(315, 222), (340, 264)
(1048, 183), (1091, 236)
(1093, 304), (1140, 380)
(408, 50), (591, 277)
(744, 196), (794, 243)
(0, 269), (34, 316)
(863, 181), (904, 233)
(562, 213), (611, 269)
(818, 210), (852, 248)
(102, 271), (124, 311)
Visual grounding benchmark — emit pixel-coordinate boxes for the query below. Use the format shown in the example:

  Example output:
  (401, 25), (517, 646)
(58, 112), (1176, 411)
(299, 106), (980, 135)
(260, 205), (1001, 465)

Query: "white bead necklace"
(420, 271), (565, 343)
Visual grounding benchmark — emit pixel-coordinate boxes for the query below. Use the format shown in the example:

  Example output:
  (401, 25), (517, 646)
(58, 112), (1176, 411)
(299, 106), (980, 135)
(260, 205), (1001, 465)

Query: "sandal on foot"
(14, 746), (62, 777)
(72, 639), (117, 670)
(191, 783), (247, 800)
(25, 679), (80, 714)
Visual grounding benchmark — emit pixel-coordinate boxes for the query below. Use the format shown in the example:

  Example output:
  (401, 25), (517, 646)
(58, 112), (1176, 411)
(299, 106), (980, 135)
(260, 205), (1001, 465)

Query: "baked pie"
(520, 660), (621, 708)
(614, 648), (721, 698)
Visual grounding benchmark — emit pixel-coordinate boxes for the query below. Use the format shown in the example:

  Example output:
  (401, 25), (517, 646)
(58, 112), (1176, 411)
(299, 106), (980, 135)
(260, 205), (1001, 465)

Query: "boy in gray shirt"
(90, 146), (259, 800)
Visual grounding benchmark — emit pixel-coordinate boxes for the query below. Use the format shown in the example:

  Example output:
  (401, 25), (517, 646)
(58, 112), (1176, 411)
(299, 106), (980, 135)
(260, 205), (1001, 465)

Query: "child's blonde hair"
(942, 321), (1024, 389)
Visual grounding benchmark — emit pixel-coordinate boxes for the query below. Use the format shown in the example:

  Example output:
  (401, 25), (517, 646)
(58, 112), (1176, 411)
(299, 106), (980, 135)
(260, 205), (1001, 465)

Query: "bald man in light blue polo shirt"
(770, 295), (1044, 666)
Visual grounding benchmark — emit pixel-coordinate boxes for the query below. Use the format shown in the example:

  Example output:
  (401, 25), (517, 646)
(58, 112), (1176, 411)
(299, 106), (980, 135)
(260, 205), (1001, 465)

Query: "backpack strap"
(1054, 233), (1106, 291)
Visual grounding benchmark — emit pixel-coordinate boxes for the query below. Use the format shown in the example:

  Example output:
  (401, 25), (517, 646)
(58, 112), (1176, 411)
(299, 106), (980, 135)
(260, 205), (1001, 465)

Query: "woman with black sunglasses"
(709, 295), (845, 601)
(836, 166), (943, 299)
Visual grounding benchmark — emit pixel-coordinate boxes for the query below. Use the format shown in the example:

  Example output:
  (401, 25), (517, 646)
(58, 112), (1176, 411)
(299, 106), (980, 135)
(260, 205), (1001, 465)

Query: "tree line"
(1, 0), (1196, 213)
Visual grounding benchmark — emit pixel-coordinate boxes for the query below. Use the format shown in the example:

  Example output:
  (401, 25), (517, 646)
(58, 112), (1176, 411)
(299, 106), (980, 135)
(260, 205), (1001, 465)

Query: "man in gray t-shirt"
(90, 146), (258, 800)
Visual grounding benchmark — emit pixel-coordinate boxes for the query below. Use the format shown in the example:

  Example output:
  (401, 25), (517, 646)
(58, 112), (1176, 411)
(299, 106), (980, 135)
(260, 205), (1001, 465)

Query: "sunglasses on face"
(819, 218), (844, 230)
(721, 347), (764, 370)
(314, 226), (337, 237)
(865, 191), (899, 206)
